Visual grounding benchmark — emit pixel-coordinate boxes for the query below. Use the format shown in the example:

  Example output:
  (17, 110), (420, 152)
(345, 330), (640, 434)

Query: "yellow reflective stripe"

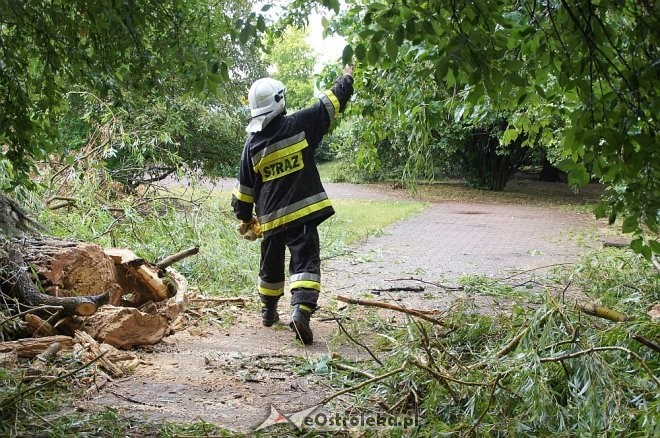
(290, 280), (321, 291)
(251, 132), (306, 167)
(232, 187), (254, 203)
(299, 304), (313, 313)
(325, 91), (340, 115)
(259, 285), (284, 296)
(253, 138), (308, 173)
(260, 199), (332, 232)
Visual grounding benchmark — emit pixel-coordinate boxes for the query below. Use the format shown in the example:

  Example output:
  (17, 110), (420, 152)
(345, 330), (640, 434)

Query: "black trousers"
(258, 224), (321, 308)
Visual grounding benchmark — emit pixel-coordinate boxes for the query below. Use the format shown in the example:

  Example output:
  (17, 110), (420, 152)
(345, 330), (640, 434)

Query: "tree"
(289, 0), (658, 256)
(0, 0), (266, 192)
(265, 27), (316, 110)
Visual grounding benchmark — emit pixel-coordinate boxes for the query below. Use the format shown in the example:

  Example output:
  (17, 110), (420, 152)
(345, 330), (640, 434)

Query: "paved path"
(322, 181), (599, 291)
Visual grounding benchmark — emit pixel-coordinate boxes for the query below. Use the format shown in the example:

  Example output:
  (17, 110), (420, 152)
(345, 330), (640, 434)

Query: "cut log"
(1, 242), (110, 318)
(82, 306), (169, 350)
(19, 236), (123, 300)
(0, 335), (74, 357)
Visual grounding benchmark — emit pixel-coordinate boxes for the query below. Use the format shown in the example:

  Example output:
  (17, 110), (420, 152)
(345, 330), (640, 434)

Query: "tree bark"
(1, 242), (109, 319)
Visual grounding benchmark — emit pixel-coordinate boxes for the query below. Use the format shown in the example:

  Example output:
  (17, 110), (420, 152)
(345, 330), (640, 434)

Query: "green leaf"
(219, 62), (229, 82)
(621, 215), (639, 234)
(556, 159), (576, 173)
(367, 43), (380, 64)
(593, 202), (609, 219)
(567, 164), (590, 187)
(649, 239), (660, 254)
(386, 38), (398, 60)
(355, 43), (367, 61)
(502, 128), (519, 145)
(342, 45), (353, 66)
(238, 24), (252, 44)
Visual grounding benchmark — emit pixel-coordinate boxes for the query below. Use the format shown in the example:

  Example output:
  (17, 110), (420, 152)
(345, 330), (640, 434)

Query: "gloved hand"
(236, 216), (263, 241)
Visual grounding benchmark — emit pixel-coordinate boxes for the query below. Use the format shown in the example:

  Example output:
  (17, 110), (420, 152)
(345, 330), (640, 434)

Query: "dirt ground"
(82, 179), (616, 433)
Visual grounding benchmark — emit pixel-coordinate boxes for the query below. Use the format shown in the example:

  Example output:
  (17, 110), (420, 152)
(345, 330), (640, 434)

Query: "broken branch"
(577, 303), (633, 322)
(372, 285), (424, 293)
(156, 246), (200, 269)
(539, 346), (659, 386)
(335, 295), (453, 328)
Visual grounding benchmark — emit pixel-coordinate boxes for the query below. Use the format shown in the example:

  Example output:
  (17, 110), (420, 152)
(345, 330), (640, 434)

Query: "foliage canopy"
(303, 0), (659, 255)
(0, 0), (266, 191)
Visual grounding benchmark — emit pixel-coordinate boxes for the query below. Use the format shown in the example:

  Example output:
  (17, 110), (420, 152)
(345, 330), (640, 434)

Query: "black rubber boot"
(289, 304), (314, 345)
(259, 295), (280, 327)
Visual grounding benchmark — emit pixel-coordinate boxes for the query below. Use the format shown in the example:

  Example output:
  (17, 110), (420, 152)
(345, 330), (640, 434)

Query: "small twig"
(190, 297), (247, 306)
(0, 305), (65, 326)
(321, 363), (407, 405)
(385, 277), (463, 291)
(413, 320), (460, 403)
(410, 359), (490, 387)
(333, 362), (376, 379)
(497, 263), (575, 281)
(632, 335), (660, 353)
(372, 285), (424, 293)
(334, 316), (383, 366)
(539, 346), (660, 386)
(465, 373), (503, 437)
(110, 391), (163, 408)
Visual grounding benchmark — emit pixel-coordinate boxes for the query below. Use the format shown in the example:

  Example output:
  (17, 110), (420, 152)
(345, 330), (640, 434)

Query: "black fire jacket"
(231, 74), (354, 237)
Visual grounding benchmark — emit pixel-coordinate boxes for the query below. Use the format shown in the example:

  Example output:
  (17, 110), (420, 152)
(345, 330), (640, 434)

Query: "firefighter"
(231, 65), (354, 344)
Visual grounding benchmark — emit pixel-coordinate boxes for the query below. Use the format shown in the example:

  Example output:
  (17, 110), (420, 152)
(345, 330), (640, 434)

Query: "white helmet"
(246, 78), (286, 132)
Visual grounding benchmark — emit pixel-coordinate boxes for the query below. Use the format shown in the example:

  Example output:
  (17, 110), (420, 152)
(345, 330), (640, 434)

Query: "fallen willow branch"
(0, 352), (107, 411)
(410, 358), (490, 387)
(334, 316), (383, 366)
(469, 309), (555, 370)
(333, 362), (376, 380)
(577, 302), (634, 322)
(465, 373), (503, 437)
(335, 295), (453, 328)
(539, 346), (660, 386)
(321, 363), (408, 405)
